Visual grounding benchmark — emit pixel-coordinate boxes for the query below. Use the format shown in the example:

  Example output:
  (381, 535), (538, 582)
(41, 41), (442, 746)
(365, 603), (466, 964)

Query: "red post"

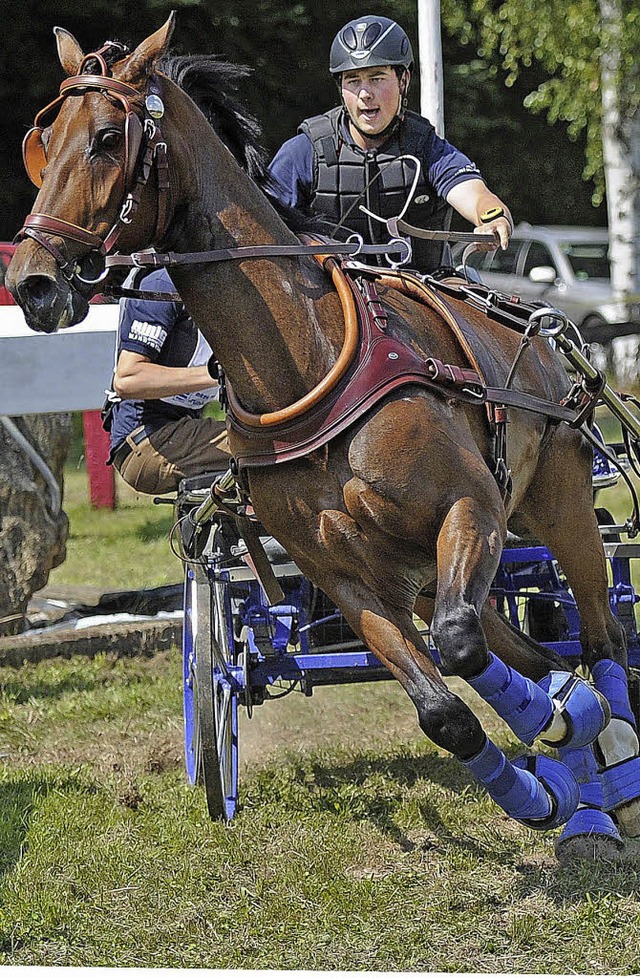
(82, 409), (116, 509)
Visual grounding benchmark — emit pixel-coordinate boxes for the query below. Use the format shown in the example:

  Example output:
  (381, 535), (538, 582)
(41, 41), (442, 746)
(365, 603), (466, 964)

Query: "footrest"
(178, 470), (228, 494)
(601, 755), (640, 812)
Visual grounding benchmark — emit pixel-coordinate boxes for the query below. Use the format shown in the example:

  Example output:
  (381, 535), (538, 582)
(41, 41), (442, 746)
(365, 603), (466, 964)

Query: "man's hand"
(446, 182), (513, 253)
(474, 207), (512, 251)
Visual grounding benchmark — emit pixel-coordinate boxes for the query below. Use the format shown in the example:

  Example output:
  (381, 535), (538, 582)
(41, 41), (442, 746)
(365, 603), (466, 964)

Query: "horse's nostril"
(24, 275), (55, 301)
(19, 275), (58, 306)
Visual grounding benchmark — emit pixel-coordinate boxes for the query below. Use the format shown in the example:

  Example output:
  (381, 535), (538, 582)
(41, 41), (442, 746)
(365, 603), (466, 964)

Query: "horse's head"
(6, 16), (175, 332)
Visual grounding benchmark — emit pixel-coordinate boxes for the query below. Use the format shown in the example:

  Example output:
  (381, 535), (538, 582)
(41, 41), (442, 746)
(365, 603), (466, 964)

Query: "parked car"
(453, 224), (640, 344)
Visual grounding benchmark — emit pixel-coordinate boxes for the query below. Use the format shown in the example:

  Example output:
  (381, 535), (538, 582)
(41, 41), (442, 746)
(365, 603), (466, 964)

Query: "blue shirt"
(268, 112), (482, 212)
(108, 269), (217, 457)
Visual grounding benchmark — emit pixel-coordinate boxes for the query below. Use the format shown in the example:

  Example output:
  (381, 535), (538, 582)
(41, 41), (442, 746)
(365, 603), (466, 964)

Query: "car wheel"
(579, 314), (614, 346)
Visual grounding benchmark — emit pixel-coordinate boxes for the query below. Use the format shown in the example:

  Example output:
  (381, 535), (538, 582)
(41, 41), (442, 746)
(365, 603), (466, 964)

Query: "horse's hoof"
(539, 672), (610, 749)
(614, 798), (640, 838)
(556, 833), (624, 865)
(512, 754), (579, 830)
(555, 808), (623, 864)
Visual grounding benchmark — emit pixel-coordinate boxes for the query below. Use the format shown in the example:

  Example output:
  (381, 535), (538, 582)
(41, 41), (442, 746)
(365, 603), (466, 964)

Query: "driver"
(268, 15), (513, 273)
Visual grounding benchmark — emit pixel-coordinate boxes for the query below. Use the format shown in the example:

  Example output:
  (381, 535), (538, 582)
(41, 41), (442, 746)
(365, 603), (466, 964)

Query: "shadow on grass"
(510, 846), (640, 903)
(0, 773), (96, 879)
(135, 515), (175, 543)
(247, 748), (640, 889)
(0, 674), (103, 705)
(247, 748), (490, 859)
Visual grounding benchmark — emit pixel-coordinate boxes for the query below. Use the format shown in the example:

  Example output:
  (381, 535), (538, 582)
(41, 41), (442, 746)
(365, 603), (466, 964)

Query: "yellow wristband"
(480, 207), (505, 223)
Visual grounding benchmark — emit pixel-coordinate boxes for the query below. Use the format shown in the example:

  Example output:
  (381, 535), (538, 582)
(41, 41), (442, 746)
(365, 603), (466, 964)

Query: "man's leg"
(114, 418), (230, 495)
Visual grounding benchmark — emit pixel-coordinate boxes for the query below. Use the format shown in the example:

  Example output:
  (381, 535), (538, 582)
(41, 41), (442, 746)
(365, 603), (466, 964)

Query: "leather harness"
(225, 254), (582, 491)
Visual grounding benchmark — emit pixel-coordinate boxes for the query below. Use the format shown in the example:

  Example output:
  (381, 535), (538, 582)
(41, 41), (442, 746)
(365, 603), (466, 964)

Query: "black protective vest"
(299, 107), (453, 272)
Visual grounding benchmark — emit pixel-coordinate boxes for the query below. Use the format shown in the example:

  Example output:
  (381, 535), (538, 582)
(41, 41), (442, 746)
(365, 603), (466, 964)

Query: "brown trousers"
(114, 417), (230, 495)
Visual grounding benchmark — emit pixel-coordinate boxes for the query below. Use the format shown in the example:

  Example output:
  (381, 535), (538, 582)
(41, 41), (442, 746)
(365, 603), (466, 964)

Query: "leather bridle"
(16, 47), (169, 294)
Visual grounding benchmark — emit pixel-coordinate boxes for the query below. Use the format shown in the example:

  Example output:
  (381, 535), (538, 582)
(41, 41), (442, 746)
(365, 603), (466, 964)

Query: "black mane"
(160, 54), (271, 188)
(159, 53), (326, 235)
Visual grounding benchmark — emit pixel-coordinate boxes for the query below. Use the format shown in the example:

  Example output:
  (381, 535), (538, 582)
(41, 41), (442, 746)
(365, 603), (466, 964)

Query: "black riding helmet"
(329, 15), (414, 75)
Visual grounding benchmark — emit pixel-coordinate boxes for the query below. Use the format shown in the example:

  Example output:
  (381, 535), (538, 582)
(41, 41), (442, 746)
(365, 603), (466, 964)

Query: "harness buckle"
(144, 118), (157, 139)
(120, 195), (134, 224)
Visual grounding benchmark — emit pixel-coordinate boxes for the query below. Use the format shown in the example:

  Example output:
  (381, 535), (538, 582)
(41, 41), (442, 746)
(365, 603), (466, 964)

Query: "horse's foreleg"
(416, 592), (568, 680)
(311, 502), (574, 829)
(520, 431), (640, 838)
(416, 591), (624, 857)
(330, 572), (576, 830)
(430, 497), (608, 754)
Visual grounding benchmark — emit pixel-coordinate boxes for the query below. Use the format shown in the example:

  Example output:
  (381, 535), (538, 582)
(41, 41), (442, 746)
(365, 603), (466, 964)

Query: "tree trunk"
(0, 414), (71, 636)
(599, 0), (640, 305)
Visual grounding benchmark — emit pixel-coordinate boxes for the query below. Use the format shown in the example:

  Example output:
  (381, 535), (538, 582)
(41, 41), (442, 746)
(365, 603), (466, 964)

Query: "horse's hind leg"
(430, 495), (608, 755)
(520, 427), (640, 839)
(314, 506), (576, 830)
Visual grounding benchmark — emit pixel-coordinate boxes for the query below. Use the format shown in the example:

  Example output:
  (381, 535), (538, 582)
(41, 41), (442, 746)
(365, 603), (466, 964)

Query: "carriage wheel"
(194, 562), (239, 821)
(182, 565), (202, 785)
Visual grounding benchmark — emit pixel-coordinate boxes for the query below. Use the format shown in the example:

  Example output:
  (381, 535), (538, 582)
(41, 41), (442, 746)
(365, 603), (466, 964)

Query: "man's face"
(341, 65), (402, 141)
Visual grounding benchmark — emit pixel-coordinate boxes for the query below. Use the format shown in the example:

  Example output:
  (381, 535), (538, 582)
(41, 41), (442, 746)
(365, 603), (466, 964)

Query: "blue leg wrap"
(558, 745), (623, 847)
(591, 659), (636, 726)
(463, 739), (578, 829)
(601, 756), (640, 812)
(511, 754), (579, 829)
(559, 808), (623, 847)
(466, 652), (553, 746)
(538, 672), (609, 749)
(559, 746), (603, 808)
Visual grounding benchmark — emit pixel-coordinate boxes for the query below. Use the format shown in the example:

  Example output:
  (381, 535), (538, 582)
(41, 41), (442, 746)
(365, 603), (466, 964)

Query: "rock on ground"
(0, 413), (71, 636)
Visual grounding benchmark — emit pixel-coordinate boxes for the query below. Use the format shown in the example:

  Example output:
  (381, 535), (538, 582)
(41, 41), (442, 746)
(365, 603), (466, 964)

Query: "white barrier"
(0, 305), (118, 415)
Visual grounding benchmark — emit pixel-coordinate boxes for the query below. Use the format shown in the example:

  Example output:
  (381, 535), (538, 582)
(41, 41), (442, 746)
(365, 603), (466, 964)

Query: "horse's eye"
(96, 129), (122, 151)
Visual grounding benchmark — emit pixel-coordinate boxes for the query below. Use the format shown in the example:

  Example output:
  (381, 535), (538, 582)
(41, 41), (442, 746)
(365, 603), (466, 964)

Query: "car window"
(560, 242), (610, 281)
(485, 240), (520, 275)
(459, 248), (490, 272)
(523, 242), (557, 276)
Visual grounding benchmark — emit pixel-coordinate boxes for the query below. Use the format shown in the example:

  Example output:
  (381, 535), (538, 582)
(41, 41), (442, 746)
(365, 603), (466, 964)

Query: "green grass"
(6, 449), (639, 969)
(49, 466), (180, 590)
(0, 653), (640, 970)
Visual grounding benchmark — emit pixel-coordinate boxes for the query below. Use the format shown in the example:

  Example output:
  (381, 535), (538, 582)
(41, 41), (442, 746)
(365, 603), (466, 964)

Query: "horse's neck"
(159, 81), (343, 415)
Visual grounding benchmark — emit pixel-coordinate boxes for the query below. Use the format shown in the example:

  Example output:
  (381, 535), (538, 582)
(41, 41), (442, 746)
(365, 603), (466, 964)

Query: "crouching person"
(106, 268), (229, 495)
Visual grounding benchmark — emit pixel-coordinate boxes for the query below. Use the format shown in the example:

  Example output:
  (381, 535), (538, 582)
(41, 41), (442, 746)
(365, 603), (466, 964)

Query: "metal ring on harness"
(73, 260), (110, 286)
(345, 233), (365, 258)
(528, 306), (570, 338)
(386, 237), (412, 269)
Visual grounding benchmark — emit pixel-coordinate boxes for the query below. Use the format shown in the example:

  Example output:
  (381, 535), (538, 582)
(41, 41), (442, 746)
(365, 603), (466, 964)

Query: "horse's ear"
(54, 27), (85, 76)
(118, 13), (176, 85)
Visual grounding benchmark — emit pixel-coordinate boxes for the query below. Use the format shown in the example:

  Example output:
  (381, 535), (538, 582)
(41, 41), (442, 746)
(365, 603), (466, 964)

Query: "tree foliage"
(0, 0), (606, 239)
(441, 0), (640, 202)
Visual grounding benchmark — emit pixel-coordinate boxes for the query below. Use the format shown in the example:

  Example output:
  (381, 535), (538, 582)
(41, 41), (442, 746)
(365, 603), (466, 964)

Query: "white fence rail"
(0, 306), (118, 415)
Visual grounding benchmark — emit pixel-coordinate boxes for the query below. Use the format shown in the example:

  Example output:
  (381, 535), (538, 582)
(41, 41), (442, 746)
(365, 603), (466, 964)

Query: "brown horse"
(8, 17), (640, 857)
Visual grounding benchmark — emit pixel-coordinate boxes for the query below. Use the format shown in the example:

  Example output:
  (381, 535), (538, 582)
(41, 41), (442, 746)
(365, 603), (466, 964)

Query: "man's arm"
(114, 351), (217, 400)
(267, 133), (314, 209)
(446, 179), (513, 250)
